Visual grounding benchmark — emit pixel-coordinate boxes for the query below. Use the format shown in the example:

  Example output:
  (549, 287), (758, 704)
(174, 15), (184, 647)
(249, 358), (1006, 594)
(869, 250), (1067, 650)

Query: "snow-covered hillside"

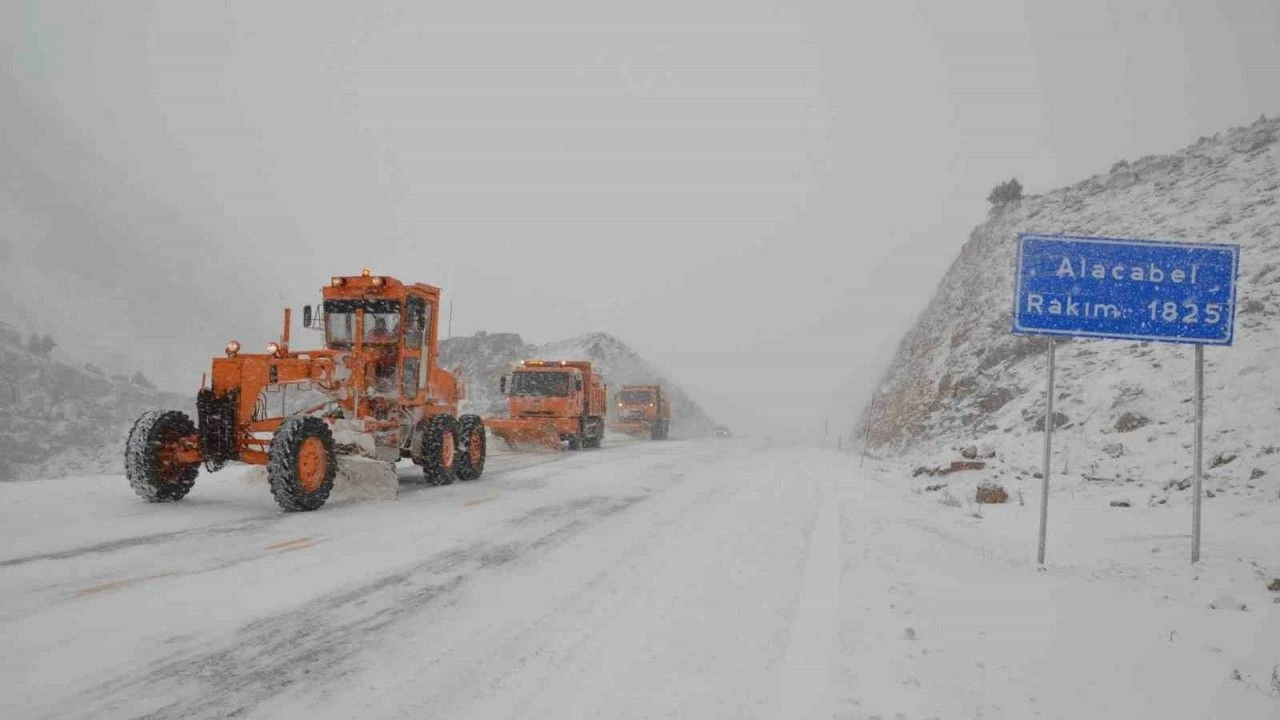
(857, 116), (1280, 502)
(0, 328), (190, 481)
(441, 331), (717, 436)
(438, 331), (527, 417)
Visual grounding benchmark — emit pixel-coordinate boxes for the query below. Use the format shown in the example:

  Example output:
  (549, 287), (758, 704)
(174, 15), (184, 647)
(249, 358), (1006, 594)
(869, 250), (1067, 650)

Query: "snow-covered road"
(2, 439), (1277, 719)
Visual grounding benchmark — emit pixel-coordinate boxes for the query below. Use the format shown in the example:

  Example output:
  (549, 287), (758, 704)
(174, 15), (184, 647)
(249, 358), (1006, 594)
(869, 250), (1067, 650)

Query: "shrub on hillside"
(987, 177), (1023, 205)
(26, 333), (56, 358)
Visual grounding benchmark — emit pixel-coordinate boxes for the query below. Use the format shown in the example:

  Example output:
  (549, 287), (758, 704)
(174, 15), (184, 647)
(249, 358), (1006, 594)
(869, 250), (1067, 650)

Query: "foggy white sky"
(2, 0), (1278, 438)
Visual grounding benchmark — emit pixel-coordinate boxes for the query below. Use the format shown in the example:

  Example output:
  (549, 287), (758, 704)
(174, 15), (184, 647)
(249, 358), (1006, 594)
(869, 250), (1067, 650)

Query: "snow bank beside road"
(840, 458), (1280, 719)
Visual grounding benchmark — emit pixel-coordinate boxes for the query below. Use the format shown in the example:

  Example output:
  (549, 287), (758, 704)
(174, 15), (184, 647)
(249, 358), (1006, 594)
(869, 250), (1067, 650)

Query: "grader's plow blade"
(330, 456), (399, 502)
(486, 418), (563, 452)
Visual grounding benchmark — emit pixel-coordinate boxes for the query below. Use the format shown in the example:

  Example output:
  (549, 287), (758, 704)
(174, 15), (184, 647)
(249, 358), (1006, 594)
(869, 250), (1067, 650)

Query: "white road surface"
(1, 437), (1277, 719)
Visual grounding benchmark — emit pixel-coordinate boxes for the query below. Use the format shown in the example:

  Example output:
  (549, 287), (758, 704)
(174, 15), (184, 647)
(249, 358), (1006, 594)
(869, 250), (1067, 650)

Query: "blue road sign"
(1013, 233), (1239, 345)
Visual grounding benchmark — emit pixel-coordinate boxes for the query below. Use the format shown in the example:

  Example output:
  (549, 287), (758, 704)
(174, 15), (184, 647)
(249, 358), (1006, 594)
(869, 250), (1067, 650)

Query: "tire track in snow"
(0, 516), (278, 569)
(45, 500), (645, 720)
(27, 446), (723, 720)
(425, 473), (749, 719)
(775, 471), (840, 720)
(386, 448), (816, 720)
(0, 448), (573, 569)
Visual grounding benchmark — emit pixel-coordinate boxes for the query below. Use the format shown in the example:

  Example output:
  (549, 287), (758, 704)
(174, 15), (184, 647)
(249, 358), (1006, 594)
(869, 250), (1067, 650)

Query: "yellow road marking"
(73, 539), (326, 598)
(75, 579), (133, 596)
(265, 537), (315, 550)
(274, 539), (322, 553)
(75, 572), (177, 597)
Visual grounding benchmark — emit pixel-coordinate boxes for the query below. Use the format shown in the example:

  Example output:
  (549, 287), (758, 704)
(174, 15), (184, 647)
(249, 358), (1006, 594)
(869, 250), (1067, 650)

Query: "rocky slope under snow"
(0, 327), (191, 481)
(857, 116), (1280, 503)
(441, 331), (717, 437)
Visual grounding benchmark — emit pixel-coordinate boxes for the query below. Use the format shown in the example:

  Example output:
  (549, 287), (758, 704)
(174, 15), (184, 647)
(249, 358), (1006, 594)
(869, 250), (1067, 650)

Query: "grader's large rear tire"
(415, 414), (458, 486)
(125, 409), (199, 502)
(455, 414), (487, 481)
(267, 416), (337, 512)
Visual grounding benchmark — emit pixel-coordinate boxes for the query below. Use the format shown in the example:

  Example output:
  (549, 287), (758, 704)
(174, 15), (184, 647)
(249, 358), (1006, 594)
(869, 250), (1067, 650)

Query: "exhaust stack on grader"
(125, 270), (487, 512)
(485, 360), (607, 451)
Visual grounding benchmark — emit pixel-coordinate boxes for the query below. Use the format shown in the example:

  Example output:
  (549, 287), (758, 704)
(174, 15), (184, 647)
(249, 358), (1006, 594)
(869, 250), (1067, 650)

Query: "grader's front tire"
(267, 416), (337, 512)
(125, 409), (199, 503)
(415, 414), (458, 486)
(455, 414), (487, 481)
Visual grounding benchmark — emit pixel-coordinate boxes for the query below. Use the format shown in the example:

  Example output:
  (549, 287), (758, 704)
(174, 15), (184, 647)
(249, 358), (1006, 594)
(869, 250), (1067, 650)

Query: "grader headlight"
(225, 340), (241, 357)
(266, 341), (282, 356)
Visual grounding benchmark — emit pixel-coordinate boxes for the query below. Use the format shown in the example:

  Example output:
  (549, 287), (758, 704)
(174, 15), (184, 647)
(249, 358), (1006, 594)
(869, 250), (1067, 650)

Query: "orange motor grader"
(124, 270), (487, 512)
(485, 360), (607, 451)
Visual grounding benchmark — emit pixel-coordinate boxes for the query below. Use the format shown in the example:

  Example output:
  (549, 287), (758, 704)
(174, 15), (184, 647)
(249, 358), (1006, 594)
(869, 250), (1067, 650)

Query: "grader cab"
(125, 270), (487, 512)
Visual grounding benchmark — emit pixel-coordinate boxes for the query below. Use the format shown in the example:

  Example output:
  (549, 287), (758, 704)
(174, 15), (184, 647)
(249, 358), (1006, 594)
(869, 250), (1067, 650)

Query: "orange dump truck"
(486, 360), (607, 451)
(611, 384), (671, 440)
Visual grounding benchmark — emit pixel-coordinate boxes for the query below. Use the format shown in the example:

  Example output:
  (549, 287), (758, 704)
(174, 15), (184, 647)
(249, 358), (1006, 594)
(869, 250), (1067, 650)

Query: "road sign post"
(860, 396), (876, 468)
(1013, 233), (1238, 565)
(1192, 344), (1204, 563)
(1038, 336), (1055, 565)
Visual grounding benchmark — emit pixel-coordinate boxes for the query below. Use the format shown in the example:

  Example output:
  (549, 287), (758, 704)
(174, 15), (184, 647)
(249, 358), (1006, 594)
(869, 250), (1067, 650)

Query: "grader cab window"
(406, 296), (427, 347)
(365, 313), (400, 345)
(323, 299), (403, 348)
(402, 357), (420, 398)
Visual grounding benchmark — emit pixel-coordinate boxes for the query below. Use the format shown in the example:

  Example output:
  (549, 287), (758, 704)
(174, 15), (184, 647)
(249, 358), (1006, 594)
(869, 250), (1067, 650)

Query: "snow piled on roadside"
(839, 458), (1280, 720)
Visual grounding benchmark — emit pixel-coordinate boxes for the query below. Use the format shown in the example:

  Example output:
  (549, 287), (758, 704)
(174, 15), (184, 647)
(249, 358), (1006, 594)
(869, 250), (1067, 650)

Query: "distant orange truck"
(612, 384), (671, 440)
(486, 360), (607, 450)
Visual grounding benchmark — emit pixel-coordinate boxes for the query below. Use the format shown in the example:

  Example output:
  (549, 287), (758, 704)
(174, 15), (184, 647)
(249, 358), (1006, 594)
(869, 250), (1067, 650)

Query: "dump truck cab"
(125, 269), (487, 513)
(505, 363), (585, 421)
(486, 360), (607, 450)
(611, 384), (671, 440)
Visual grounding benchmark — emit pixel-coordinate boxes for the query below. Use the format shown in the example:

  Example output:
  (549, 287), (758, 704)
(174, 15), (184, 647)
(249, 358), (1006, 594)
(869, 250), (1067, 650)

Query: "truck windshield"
(510, 371), (570, 397)
(324, 299), (402, 348)
(620, 390), (655, 404)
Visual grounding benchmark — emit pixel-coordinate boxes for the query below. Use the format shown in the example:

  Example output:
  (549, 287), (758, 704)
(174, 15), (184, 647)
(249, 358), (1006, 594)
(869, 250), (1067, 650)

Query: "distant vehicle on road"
(712, 426), (732, 439)
(611, 384), (671, 440)
(487, 360), (607, 451)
